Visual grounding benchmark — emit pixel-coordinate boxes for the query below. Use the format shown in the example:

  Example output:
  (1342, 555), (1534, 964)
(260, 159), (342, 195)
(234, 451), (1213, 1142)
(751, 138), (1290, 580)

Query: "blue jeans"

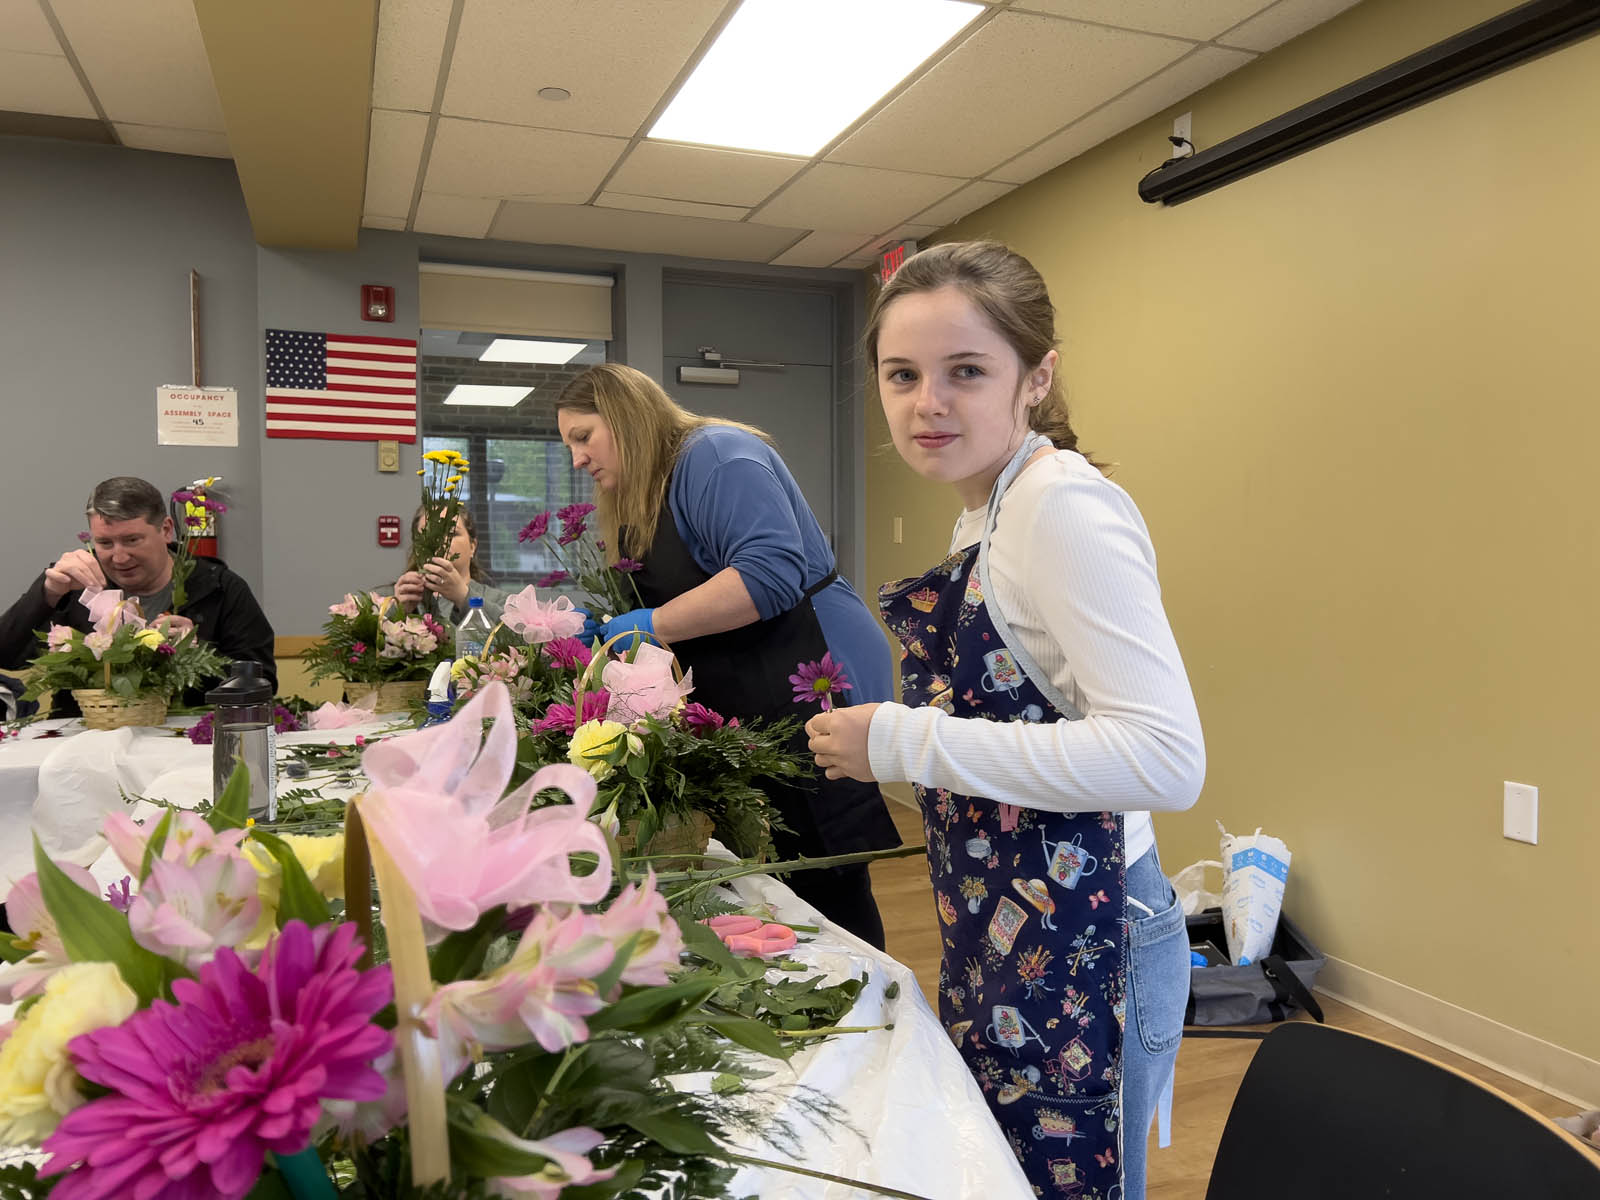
(1122, 846), (1189, 1200)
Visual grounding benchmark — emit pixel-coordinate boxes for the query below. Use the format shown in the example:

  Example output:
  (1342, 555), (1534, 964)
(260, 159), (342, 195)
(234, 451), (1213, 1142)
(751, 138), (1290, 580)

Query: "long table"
(0, 720), (1029, 1198)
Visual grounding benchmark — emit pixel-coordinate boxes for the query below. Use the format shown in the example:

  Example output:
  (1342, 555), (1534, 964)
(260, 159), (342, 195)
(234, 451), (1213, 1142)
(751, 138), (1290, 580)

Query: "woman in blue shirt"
(555, 363), (900, 947)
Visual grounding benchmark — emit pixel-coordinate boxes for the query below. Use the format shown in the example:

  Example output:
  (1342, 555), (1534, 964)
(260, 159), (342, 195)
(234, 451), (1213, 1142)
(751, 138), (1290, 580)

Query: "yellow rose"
(450, 656), (477, 680)
(0, 962), (136, 1146)
(134, 628), (164, 650)
(568, 719), (626, 781)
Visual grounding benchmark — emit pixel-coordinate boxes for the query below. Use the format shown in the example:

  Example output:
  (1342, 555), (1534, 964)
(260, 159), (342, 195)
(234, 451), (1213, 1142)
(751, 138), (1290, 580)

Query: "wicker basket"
(615, 809), (715, 871)
(70, 689), (169, 731)
(343, 679), (427, 714)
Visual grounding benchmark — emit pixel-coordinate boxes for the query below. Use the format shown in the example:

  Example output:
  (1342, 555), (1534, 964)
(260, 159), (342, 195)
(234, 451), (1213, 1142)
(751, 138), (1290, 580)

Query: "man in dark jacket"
(0, 476), (275, 713)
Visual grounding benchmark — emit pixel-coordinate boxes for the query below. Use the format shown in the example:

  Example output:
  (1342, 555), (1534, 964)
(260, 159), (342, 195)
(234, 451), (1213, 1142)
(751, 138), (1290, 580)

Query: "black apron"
(627, 501), (900, 860)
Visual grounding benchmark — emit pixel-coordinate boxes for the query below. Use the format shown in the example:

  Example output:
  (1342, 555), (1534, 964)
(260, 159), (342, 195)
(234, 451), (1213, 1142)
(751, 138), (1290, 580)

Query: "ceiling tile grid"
(606, 141), (808, 208)
(0, 49), (94, 118)
(1218, 0), (1365, 53)
(365, 108), (431, 221)
(1014, 0), (1278, 42)
(754, 162), (967, 237)
(491, 201), (807, 263)
(0, 0), (60, 54)
(596, 192), (750, 222)
(373, 0), (454, 112)
(423, 118), (629, 204)
(49, 0), (224, 131)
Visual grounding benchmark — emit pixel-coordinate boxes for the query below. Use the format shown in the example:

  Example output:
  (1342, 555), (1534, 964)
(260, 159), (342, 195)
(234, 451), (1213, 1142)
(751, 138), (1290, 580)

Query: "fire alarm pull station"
(378, 515), (403, 547)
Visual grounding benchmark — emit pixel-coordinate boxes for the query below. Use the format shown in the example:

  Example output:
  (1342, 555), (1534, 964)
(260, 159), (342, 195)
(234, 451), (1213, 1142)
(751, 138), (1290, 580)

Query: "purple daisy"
(542, 636), (593, 670)
(531, 688), (610, 735)
(518, 512), (551, 543)
(536, 569), (570, 587)
(679, 702), (726, 736)
(40, 921), (393, 1200)
(187, 711), (215, 745)
(556, 523), (584, 547)
(613, 557), (643, 573)
(556, 503), (596, 522)
(272, 705), (300, 734)
(789, 652), (853, 712)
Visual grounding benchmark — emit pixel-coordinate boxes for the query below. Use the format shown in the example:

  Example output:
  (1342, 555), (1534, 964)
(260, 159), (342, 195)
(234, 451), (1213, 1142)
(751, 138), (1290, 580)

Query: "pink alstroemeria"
(593, 870), (683, 990)
(424, 907), (615, 1077)
(485, 1123), (617, 1199)
(0, 866), (100, 1002)
(328, 594), (361, 618)
(501, 586), (586, 645)
(602, 642), (694, 727)
(102, 809), (248, 876)
(359, 683), (610, 938)
(45, 625), (75, 652)
(127, 849), (262, 967)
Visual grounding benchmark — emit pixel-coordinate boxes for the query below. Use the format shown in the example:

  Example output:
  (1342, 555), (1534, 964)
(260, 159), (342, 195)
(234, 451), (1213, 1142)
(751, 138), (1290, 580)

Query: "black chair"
(1206, 1022), (1600, 1199)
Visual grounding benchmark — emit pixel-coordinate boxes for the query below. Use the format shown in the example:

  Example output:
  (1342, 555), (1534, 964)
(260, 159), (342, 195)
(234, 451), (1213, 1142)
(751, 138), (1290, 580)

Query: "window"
(420, 330), (605, 589)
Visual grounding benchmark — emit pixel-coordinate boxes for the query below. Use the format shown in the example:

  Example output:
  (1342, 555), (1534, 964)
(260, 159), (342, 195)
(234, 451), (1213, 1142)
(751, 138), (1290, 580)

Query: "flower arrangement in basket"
(518, 504), (642, 621)
(22, 590), (228, 728)
(0, 684), (912, 1200)
(302, 593), (448, 712)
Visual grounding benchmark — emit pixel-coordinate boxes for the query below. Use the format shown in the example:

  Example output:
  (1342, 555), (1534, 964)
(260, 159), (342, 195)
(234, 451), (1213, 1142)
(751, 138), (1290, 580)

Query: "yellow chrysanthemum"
(423, 450), (452, 463)
(444, 483), (458, 492)
(416, 468), (425, 476)
(457, 466), (470, 474)
(0, 962), (137, 1146)
(445, 475), (461, 485)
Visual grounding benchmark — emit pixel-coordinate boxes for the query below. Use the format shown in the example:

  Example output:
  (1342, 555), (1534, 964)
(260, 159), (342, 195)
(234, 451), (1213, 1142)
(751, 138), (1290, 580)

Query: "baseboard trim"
(1317, 955), (1599, 1109)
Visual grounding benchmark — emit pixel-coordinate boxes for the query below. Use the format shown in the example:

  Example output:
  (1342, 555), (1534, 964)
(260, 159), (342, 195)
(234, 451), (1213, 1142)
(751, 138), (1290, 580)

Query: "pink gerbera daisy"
(518, 512), (551, 543)
(542, 636), (592, 670)
(789, 652), (853, 712)
(40, 921), (392, 1200)
(531, 688), (610, 735)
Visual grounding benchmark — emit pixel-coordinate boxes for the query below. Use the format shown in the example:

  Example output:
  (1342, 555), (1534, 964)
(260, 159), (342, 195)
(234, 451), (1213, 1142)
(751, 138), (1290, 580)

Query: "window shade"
(418, 264), (614, 341)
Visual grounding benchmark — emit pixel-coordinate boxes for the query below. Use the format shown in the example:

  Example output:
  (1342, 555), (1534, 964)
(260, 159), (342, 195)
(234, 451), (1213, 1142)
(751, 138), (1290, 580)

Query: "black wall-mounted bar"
(1139, 0), (1600, 206)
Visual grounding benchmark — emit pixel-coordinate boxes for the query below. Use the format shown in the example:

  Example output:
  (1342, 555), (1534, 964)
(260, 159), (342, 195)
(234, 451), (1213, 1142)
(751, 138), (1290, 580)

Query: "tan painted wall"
(865, 0), (1600, 1059)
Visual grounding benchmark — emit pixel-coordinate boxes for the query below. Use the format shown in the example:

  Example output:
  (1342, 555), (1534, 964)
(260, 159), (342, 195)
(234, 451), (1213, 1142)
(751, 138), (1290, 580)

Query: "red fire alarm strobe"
(362, 284), (395, 322)
(378, 515), (403, 547)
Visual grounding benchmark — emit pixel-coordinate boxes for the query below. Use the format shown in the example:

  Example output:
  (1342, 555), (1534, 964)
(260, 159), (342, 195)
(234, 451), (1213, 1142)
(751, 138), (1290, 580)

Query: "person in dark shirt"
(0, 476), (275, 712)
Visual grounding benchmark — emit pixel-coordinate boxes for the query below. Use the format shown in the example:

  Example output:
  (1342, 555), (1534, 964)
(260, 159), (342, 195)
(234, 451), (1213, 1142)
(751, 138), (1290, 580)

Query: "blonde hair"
(863, 240), (1105, 472)
(555, 363), (773, 560)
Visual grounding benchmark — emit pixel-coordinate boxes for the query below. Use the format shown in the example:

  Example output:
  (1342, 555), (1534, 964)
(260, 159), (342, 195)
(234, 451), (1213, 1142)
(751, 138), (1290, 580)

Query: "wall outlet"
(1503, 781), (1538, 844)
(1172, 110), (1193, 155)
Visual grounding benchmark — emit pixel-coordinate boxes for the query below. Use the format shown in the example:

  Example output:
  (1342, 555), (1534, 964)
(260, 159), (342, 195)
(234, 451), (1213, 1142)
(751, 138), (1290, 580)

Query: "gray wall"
(1, 137), (264, 589)
(2, 135), (871, 637)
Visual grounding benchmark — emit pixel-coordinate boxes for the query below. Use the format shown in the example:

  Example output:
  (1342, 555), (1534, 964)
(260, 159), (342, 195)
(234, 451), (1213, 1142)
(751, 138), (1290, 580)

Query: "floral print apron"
(879, 436), (1127, 1197)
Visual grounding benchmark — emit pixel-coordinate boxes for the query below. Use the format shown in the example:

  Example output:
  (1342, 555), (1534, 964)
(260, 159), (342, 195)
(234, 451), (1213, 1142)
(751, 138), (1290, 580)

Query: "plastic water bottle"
(455, 596), (491, 661)
(205, 660), (276, 821)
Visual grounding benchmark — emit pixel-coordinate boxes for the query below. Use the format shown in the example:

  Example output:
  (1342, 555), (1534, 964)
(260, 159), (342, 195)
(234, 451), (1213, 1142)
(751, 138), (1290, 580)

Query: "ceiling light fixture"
(648, 0), (981, 156)
(443, 385), (533, 407)
(478, 339), (587, 364)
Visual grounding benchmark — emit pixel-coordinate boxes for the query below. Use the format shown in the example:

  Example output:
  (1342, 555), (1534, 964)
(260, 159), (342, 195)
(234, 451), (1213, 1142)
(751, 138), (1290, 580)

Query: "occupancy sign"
(157, 386), (239, 446)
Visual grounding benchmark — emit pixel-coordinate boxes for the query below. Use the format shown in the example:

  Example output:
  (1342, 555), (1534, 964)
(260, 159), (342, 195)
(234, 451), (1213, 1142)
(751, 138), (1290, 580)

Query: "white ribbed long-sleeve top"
(867, 446), (1205, 866)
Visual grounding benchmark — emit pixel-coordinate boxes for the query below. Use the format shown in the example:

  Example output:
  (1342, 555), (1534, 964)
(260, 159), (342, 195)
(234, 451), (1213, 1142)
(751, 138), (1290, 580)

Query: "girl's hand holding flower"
(805, 702), (881, 782)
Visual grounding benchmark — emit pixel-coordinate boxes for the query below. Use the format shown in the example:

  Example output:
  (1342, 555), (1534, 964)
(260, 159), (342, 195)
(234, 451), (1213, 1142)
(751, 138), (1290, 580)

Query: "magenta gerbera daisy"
(518, 512), (551, 543)
(789, 652), (853, 712)
(40, 921), (393, 1200)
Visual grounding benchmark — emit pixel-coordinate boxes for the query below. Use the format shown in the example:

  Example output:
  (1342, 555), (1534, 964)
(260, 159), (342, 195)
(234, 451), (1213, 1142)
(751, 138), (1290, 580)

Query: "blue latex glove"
(599, 607), (658, 650)
(572, 607), (602, 645)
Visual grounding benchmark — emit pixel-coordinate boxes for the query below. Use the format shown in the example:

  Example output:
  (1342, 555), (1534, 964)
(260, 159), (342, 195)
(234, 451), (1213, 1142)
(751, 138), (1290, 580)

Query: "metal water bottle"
(205, 660), (276, 821)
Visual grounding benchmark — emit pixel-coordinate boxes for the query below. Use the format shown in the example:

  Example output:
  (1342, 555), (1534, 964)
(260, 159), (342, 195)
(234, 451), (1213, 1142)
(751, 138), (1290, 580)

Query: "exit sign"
(880, 239), (917, 283)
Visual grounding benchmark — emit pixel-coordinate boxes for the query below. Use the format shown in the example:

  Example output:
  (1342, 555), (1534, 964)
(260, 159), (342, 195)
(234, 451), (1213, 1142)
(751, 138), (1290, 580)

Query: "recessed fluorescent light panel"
(443, 385), (533, 407)
(479, 338), (587, 365)
(649, 0), (981, 156)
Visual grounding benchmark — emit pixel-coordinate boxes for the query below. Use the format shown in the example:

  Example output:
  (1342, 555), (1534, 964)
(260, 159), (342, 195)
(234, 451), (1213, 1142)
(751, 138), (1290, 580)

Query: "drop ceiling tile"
(609, 142), (806, 207)
(441, 0), (726, 136)
(363, 215), (410, 231)
(374, 0), (452, 111)
(596, 192), (748, 221)
(113, 123), (230, 158)
(50, 0), (223, 129)
(770, 231), (874, 268)
(1218, 0), (1363, 53)
(415, 192), (502, 238)
(0, 50), (94, 118)
(828, 11), (1189, 178)
(989, 45), (1254, 182)
(883, 222), (941, 243)
(755, 163), (965, 237)
(911, 180), (1016, 227)
(0, 2), (61, 54)
(492, 201), (805, 263)
(1016, 0), (1276, 41)
(424, 117), (627, 204)
(366, 109), (429, 220)
(837, 256), (877, 269)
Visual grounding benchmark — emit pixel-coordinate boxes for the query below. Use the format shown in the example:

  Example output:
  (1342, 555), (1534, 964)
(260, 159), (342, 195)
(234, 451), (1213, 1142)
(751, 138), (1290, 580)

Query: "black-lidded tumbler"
(205, 660), (276, 821)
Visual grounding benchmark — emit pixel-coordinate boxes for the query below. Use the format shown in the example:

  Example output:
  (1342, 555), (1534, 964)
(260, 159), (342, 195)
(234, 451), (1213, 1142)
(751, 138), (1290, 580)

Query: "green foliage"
(301, 591), (447, 685)
(0, 1162), (55, 1200)
(24, 614), (228, 701)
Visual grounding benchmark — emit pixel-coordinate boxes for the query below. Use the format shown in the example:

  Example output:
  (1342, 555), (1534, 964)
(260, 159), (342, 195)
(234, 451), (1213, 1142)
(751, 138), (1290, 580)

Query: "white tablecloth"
(0, 722), (1028, 1198)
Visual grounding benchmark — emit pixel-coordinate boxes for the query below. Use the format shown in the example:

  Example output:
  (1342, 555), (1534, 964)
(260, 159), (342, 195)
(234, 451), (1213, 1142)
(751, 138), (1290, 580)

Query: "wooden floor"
(867, 800), (1580, 1199)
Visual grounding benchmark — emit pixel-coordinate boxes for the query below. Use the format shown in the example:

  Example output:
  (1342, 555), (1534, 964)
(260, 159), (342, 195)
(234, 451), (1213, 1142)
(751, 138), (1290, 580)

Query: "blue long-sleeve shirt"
(667, 426), (892, 704)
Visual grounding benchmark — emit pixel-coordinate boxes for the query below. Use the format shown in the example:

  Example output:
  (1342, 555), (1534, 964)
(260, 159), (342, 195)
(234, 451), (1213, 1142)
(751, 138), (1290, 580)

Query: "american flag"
(264, 329), (417, 442)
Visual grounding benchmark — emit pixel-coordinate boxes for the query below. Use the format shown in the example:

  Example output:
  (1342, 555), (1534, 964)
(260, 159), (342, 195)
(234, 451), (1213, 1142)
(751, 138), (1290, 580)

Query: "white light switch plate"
(1503, 781), (1538, 844)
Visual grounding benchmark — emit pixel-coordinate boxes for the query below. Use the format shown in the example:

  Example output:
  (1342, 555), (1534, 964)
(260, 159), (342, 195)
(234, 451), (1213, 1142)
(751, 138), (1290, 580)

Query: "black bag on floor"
(1184, 906), (1326, 1027)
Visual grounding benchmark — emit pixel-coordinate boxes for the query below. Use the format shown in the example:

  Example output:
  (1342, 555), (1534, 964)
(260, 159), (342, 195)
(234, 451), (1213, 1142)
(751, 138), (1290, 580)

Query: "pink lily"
(501, 586), (586, 645)
(0, 866), (100, 1002)
(102, 809), (248, 875)
(359, 683), (610, 938)
(601, 642), (694, 726)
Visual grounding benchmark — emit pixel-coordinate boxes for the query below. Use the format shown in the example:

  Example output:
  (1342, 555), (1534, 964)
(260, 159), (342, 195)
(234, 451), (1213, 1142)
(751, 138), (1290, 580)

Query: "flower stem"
(772, 1023), (892, 1038)
(651, 844), (926, 904)
(716, 1152), (935, 1200)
